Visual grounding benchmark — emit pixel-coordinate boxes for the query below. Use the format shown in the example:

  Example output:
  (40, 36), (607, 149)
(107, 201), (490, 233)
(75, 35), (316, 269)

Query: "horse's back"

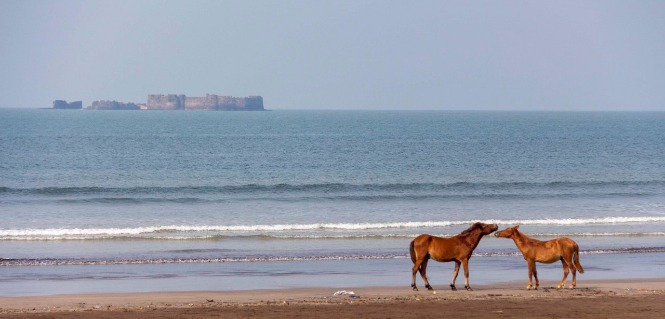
(412, 234), (434, 249)
(413, 234), (453, 247)
(411, 233), (454, 248)
(413, 233), (433, 241)
(555, 237), (579, 250)
(418, 234), (465, 262)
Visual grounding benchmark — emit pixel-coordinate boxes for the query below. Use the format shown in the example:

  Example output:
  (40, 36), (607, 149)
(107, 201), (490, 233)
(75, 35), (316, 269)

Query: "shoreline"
(4, 251), (665, 298)
(1, 279), (664, 318)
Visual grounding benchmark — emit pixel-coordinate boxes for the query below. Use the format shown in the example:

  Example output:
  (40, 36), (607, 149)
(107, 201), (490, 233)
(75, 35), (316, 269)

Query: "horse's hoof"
(526, 285), (533, 290)
(465, 285), (473, 291)
(411, 284), (418, 291)
(450, 285), (457, 291)
(557, 284), (564, 289)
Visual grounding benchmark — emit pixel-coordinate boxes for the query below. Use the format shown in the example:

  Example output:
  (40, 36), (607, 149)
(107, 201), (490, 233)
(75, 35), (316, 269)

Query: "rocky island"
(52, 100), (83, 109)
(53, 94), (265, 111)
(146, 94), (264, 111)
(87, 100), (140, 110)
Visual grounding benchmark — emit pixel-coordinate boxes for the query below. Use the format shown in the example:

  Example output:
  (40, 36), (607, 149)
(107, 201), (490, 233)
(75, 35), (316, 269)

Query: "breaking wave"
(2, 216), (665, 241)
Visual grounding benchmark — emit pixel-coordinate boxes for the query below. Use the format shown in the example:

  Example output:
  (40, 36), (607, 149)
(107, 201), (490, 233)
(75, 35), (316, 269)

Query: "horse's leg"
(570, 262), (577, 289)
(419, 259), (434, 291)
(569, 255), (577, 289)
(526, 261), (536, 290)
(411, 258), (424, 291)
(557, 258), (570, 289)
(462, 259), (472, 291)
(450, 260), (461, 291)
(532, 262), (540, 290)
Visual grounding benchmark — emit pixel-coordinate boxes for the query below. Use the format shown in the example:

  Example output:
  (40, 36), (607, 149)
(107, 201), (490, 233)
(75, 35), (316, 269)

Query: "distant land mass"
(52, 100), (83, 109)
(53, 94), (265, 111)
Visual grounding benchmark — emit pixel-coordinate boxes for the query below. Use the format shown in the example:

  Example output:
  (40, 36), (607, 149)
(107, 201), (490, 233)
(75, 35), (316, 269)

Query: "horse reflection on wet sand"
(409, 222), (498, 291)
(495, 225), (584, 290)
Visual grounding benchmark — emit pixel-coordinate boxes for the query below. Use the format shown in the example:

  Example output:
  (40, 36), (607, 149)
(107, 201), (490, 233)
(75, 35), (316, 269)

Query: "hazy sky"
(1, 0), (664, 110)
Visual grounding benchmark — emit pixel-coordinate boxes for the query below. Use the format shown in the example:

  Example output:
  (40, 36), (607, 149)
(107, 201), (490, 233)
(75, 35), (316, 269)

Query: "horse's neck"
(462, 229), (484, 249)
(511, 231), (532, 253)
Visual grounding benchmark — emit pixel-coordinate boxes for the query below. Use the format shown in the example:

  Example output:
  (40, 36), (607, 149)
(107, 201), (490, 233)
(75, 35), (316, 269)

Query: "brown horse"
(410, 222), (498, 291)
(494, 225), (584, 290)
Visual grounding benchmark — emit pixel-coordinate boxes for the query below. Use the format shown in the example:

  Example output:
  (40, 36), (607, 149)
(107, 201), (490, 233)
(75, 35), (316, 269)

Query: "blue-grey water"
(1, 109), (664, 296)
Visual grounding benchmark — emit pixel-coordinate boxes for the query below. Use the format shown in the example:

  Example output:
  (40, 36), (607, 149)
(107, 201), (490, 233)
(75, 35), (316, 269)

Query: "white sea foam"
(486, 216), (665, 226)
(1, 216), (664, 240)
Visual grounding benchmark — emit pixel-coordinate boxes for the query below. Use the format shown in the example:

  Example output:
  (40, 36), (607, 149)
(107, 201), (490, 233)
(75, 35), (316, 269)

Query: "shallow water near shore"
(2, 250), (664, 296)
(1, 109), (664, 296)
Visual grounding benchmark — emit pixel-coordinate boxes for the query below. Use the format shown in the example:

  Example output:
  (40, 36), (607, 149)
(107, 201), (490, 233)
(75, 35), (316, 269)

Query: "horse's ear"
(514, 225), (520, 229)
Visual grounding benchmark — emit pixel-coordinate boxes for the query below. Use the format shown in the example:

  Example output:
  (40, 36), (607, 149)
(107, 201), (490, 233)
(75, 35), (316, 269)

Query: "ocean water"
(1, 109), (664, 296)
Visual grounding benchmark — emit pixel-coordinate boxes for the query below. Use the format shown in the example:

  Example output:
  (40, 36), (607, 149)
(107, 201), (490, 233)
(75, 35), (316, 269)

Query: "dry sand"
(1, 279), (664, 318)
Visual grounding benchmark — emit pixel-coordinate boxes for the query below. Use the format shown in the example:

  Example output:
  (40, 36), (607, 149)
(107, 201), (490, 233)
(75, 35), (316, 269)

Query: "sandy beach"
(0, 279), (663, 318)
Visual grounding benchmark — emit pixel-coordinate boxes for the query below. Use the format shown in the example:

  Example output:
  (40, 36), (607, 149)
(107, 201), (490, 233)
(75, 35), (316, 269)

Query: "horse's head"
(481, 222), (499, 235)
(494, 225), (519, 238)
(463, 222), (499, 235)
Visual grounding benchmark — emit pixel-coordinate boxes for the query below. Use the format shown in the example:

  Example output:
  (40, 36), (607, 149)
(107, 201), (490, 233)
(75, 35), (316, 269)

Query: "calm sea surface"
(1, 109), (664, 296)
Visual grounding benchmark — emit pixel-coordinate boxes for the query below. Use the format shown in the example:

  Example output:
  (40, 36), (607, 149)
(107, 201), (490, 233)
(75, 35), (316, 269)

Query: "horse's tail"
(409, 240), (417, 264)
(573, 243), (584, 274)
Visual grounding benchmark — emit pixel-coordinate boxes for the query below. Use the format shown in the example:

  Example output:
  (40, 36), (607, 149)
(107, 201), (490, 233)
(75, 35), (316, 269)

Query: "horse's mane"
(460, 222), (481, 235)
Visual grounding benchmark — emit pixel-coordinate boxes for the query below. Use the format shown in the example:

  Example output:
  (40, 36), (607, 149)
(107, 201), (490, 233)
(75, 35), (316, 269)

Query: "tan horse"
(410, 222), (498, 291)
(494, 225), (584, 290)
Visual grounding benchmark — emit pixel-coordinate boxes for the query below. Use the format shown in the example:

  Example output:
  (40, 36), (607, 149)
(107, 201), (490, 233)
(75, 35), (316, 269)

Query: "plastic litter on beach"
(333, 290), (356, 296)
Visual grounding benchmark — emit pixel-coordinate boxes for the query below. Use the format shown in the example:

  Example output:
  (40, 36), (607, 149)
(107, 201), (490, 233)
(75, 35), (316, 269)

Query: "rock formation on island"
(53, 100), (83, 109)
(54, 94), (265, 111)
(147, 94), (264, 111)
(87, 100), (140, 110)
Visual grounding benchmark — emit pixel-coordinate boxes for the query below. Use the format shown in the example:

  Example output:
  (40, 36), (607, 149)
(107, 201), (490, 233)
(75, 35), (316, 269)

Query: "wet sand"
(0, 279), (663, 318)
